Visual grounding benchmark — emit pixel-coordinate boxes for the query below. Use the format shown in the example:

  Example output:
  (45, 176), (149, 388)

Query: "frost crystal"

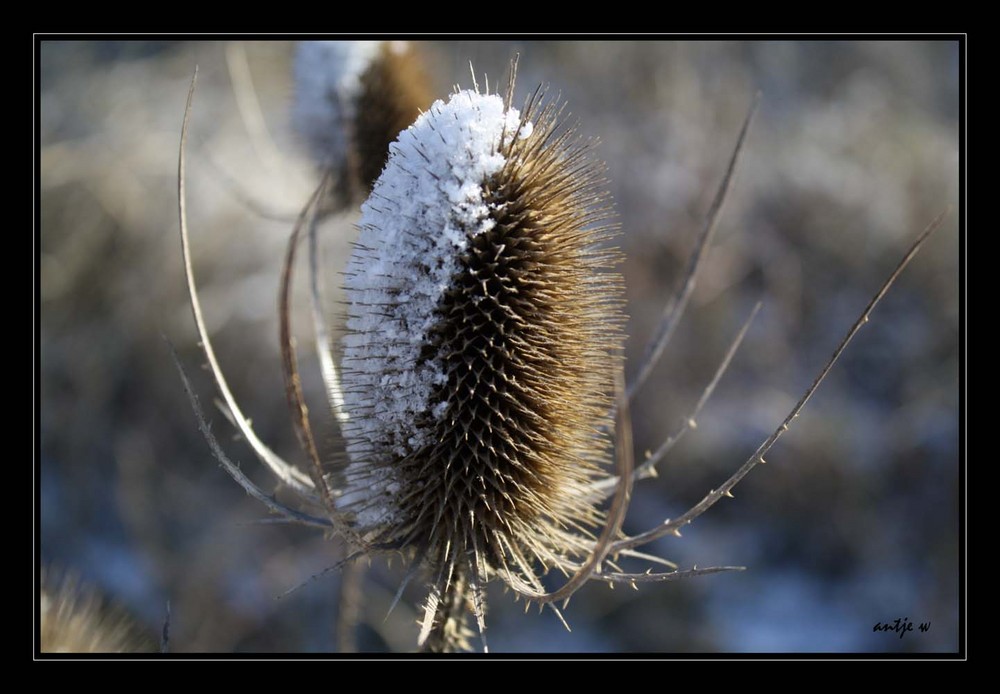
(340, 91), (528, 528)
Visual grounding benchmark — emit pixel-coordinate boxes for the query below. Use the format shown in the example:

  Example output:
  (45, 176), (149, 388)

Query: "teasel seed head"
(293, 40), (433, 207)
(339, 83), (625, 650)
(40, 569), (152, 653)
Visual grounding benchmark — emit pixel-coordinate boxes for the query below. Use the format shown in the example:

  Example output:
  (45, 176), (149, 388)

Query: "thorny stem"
(593, 301), (762, 498)
(610, 209), (950, 556)
(600, 565), (745, 585)
(639, 301), (763, 478)
(167, 338), (334, 531)
(420, 568), (474, 653)
(274, 550), (365, 600)
(627, 93), (761, 403)
(277, 177), (339, 513)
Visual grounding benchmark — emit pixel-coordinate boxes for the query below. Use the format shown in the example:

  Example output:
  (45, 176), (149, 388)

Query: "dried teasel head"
(40, 569), (152, 654)
(293, 40), (433, 209)
(337, 81), (626, 651)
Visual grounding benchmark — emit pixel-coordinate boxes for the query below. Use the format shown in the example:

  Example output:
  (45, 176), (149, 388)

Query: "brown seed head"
(339, 82), (625, 650)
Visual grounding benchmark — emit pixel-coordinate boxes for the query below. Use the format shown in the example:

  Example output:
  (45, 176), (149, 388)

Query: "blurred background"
(39, 39), (960, 654)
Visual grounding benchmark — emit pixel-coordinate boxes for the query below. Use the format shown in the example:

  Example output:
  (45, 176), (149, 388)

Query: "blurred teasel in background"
(39, 40), (961, 654)
(293, 40), (434, 210)
(40, 568), (154, 653)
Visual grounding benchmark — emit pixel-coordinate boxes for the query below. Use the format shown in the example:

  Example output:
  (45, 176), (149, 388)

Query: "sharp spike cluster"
(338, 78), (624, 646)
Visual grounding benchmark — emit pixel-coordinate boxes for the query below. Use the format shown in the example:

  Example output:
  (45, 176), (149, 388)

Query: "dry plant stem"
(419, 568), (475, 652)
(610, 209), (950, 556)
(306, 203), (348, 425)
(592, 301), (762, 498)
(627, 93), (761, 403)
(639, 300), (762, 479)
(277, 178), (339, 513)
(177, 68), (317, 500)
(167, 339), (333, 530)
(599, 565), (745, 585)
(275, 550), (365, 600)
(217, 43), (307, 220)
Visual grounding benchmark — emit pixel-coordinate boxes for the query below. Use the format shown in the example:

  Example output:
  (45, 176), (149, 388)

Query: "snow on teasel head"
(339, 83), (626, 651)
(293, 40), (433, 207)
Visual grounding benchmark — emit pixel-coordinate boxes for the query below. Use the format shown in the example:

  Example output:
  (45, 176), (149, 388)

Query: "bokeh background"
(39, 39), (960, 654)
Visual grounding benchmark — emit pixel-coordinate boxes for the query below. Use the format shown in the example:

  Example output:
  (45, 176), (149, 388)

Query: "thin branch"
(275, 550), (366, 600)
(611, 209), (949, 555)
(278, 180), (342, 518)
(237, 517), (325, 526)
(627, 93), (760, 402)
(597, 566), (745, 585)
(168, 337), (334, 531)
(176, 67), (317, 500)
(593, 301), (761, 498)
(307, 188), (349, 426)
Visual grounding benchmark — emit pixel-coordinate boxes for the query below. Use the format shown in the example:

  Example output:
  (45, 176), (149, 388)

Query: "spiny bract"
(338, 87), (625, 651)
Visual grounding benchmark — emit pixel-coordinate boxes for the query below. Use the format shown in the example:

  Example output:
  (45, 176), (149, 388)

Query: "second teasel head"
(293, 40), (434, 210)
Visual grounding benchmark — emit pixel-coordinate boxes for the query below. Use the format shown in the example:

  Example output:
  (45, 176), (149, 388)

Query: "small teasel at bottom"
(39, 568), (154, 654)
